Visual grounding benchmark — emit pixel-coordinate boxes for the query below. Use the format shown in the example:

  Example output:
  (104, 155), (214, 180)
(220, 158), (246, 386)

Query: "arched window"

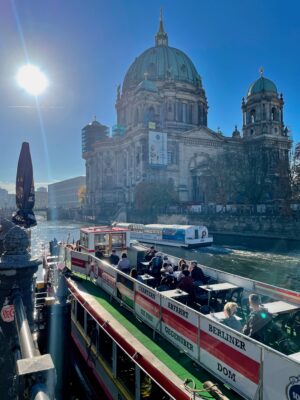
(271, 107), (277, 121)
(188, 104), (193, 123)
(177, 102), (183, 122)
(134, 108), (139, 125)
(198, 104), (202, 125)
(144, 106), (155, 123)
(148, 106), (155, 121)
(182, 103), (187, 123)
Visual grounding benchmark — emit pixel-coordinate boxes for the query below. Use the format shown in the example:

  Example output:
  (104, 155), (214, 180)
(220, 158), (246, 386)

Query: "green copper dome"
(123, 46), (202, 92)
(248, 76), (277, 96)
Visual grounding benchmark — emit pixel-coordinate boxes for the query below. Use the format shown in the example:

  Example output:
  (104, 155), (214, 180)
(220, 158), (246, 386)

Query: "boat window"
(99, 328), (113, 367)
(116, 347), (135, 395)
(71, 297), (76, 316)
(195, 229), (199, 239)
(111, 233), (126, 248)
(140, 369), (171, 399)
(76, 302), (85, 328)
(80, 232), (88, 248)
(86, 314), (98, 347)
(95, 233), (108, 246)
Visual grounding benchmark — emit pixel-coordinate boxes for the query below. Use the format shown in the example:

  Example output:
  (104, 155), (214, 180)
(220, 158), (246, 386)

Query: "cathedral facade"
(82, 15), (291, 216)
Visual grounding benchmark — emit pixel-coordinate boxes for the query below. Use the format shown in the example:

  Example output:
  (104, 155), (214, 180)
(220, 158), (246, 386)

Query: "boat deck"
(72, 275), (243, 399)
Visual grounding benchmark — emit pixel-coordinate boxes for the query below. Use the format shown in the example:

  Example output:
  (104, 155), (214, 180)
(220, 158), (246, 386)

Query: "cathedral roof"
(122, 11), (202, 92)
(247, 75), (277, 96)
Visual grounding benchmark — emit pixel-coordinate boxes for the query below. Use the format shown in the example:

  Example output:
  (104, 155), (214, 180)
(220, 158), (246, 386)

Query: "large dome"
(123, 46), (202, 92)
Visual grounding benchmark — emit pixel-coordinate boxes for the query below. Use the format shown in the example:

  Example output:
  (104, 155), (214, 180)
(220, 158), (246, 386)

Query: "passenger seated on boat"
(109, 249), (120, 266)
(165, 266), (177, 289)
(95, 247), (105, 259)
(177, 270), (194, 297)
(242, 294), (272, 341)
(176, 263), (189, 281)
(221, 302), (242, 332)
(130, 268), (143, 282)
(163, 255), (173, 267)
(144, 246), (157, 262)
(148, 252), (163, 279)
(178, 258), (187, 269)
(157, 274), (170, 292)
(157, 266), (174, 291)
(189, 261), (207, 285)
(117, 253), (131, 274)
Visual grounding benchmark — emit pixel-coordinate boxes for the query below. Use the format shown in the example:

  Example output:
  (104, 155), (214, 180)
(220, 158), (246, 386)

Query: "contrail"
(8, 105), (63, 109)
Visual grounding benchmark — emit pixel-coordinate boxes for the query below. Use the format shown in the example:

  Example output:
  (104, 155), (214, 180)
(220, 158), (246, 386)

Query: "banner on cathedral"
(148, 131), (168, 166)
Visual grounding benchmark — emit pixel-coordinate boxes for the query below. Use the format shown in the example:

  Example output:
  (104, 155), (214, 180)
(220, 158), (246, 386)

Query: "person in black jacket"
(243, 294), (272, 342)
(189, 260), (206, 284)
(109, 249), (120, 266)
(149, 252), (163, 279)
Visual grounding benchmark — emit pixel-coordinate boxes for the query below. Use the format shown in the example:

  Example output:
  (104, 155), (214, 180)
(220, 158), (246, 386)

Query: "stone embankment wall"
(158, 214), (300, 240)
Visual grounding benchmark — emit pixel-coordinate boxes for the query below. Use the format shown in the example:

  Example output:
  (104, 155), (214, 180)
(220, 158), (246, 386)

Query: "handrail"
(12, 290), (52, 400)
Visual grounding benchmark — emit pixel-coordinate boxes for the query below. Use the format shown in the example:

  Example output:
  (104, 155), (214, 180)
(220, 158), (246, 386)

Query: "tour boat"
(57, 225), (300, 400)
(114, 222), (213, 248)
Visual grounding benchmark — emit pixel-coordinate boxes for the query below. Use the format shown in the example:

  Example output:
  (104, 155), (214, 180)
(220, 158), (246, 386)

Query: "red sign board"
(1, 304), (15, 322)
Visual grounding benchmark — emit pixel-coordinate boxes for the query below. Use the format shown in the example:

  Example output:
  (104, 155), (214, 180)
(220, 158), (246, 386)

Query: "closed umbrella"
(12, 142), (37, 228)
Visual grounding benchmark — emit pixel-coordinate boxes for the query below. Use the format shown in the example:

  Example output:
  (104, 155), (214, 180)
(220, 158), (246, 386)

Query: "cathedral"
(82, 13), (292, 216)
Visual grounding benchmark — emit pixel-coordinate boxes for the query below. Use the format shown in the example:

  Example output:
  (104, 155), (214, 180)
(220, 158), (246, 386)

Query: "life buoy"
(201, 230), (207, 238)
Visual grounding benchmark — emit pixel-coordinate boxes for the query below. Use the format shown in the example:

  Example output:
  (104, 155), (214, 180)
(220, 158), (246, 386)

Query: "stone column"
(0, 222), (40, 399)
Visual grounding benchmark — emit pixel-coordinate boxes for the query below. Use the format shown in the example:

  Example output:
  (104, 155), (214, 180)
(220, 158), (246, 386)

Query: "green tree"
(134, 181), (178, 211)
(77, 185), (86, 206)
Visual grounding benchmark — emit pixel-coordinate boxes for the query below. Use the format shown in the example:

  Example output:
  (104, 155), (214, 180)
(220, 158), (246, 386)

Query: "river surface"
(30, 216), (300, 292)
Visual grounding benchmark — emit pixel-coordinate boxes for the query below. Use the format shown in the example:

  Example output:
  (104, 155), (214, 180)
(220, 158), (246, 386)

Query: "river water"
(30, 216), (300, 292)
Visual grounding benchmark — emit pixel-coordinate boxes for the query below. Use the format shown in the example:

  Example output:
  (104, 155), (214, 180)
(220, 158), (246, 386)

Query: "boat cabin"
(80, 226), (130, 257)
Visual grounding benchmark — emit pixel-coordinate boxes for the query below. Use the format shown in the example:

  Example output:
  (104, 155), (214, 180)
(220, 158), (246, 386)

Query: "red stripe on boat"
(135, 292), (160, 318)
(200, 330), (260, 384)
(256, 282), (300, 304)
(72, 257), (86, 268)
(161, 307), (198, 343)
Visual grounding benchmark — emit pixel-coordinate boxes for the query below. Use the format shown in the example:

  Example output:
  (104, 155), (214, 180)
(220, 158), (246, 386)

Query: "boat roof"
(145, 224), (206, 230)
(80, 226), (129, 234)
(70, 275), (242, 399)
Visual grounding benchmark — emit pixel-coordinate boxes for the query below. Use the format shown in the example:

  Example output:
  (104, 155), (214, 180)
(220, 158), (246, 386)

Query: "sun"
(16, 64), (49, 96)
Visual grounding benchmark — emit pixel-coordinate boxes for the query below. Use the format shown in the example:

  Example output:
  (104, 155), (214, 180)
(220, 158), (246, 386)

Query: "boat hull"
(136, 238), (213, 248)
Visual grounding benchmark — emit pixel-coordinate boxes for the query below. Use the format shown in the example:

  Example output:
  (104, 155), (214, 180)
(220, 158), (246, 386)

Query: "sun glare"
(16, 64), (49, 96)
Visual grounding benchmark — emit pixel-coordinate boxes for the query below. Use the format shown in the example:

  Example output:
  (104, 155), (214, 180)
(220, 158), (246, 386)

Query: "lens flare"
(16, 64), (49, 96)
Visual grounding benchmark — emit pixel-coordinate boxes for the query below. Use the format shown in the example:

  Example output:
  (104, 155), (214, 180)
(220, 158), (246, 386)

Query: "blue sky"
(1, 0), (299, 192)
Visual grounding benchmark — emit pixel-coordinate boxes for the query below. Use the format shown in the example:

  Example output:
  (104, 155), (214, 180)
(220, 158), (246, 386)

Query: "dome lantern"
(155, 8), (168, 47)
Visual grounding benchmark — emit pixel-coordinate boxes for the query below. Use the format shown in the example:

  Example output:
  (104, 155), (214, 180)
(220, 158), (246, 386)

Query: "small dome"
(248, 76), (277, 96)
(136, 79), (158, 93)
